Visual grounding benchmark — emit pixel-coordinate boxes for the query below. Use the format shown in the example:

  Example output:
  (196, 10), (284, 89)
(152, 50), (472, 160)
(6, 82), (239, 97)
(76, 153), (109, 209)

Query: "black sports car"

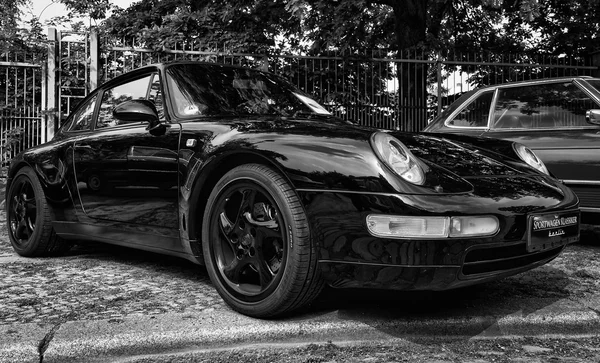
(5, 62), (580, 318)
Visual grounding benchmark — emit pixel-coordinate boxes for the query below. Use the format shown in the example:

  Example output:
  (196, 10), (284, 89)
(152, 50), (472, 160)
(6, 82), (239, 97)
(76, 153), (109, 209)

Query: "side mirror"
(586, 109), (600, 126)
(113, 100), (161, 130)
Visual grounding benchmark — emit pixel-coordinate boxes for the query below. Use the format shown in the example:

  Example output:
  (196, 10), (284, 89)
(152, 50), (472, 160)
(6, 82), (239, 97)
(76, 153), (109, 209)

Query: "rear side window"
(446, 90), (493, 128)
(493, 82), (597, 129)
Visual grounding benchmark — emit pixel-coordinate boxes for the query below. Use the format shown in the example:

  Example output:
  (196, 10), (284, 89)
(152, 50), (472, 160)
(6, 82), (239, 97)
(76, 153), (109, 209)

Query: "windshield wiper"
(291, 111), (345, 122)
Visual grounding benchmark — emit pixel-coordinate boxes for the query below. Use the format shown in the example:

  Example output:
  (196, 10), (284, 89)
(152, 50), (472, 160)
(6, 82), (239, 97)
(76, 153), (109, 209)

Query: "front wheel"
(6, 166), (71, 257)
(202, 164), (323, 318)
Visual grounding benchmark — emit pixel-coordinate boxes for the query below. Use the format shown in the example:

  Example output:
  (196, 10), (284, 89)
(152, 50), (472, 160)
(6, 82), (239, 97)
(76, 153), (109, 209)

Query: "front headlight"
(371, 132), (425, 185)
(513, 143), (549, 175)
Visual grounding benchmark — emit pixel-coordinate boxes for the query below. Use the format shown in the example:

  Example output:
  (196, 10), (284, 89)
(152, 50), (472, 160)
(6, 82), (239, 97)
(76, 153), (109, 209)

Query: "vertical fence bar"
(90, 28), (99, 92)
(46, 27), (58, 141)
(437, 52), (442, 116)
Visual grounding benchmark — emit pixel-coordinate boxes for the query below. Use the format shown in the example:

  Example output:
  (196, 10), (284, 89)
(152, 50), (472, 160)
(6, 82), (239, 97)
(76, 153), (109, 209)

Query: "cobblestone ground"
(1, 167), (599, 327)
(0, 210), (228, 325)
(1, 212), (598, 327)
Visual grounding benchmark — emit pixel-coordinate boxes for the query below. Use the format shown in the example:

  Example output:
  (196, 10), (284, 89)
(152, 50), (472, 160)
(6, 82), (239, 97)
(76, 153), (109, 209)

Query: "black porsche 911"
(5, 61), (580, 318)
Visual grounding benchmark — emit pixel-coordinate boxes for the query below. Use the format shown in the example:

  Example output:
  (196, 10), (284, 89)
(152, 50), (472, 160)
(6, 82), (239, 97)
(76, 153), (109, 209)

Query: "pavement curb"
(2, 305), (599, 363)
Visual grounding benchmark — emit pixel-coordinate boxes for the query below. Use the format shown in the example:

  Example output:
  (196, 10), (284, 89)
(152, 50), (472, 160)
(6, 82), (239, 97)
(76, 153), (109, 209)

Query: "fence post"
(89, 27), (99, 92)
(436, 52), (442, 117)
(40, 53), (47, 144)
(46, 27), (58, 141)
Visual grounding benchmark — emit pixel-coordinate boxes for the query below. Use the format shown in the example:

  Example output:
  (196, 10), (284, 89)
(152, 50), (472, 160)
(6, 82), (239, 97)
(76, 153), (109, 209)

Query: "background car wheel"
(202, 164), (323, 318)
(6, 167), (71, 257)
(86, 174), (103, 192)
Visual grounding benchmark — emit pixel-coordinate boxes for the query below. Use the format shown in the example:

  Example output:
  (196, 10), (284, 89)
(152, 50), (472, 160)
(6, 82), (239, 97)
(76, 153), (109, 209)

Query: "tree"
(57, 0), (113, 21)
(1, 0), (31, 53)
(60, 0), (599, 129)
(102, 0), (302, 52)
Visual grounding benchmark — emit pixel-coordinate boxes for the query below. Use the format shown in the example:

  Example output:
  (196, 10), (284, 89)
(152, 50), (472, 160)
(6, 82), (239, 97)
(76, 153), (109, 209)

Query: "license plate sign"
(527, 211), (579, 252)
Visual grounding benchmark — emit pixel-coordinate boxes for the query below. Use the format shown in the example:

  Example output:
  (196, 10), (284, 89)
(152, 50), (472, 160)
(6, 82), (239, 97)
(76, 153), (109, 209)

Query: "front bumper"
(299, 188), (578, 291)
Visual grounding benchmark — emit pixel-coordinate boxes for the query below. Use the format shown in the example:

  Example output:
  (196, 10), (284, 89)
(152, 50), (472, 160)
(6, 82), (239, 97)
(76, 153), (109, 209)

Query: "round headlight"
(371, 132), (425, 185)
(513, 143), (549, 175)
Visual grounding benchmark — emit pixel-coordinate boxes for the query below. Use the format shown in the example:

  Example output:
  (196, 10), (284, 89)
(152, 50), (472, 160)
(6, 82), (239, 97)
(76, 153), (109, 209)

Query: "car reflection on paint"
(424, 77), (600, 224)
(77, 146), (179, 193)
(5, 61), (580, 318)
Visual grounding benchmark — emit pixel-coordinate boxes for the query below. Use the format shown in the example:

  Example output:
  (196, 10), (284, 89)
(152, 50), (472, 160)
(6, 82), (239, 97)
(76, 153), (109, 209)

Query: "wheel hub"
(240, 233), (254, 247)
(16, 199), (26, 218)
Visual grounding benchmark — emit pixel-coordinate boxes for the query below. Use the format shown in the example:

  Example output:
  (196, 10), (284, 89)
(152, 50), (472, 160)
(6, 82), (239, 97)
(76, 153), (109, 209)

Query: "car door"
(483, 80), (600, 214)
(72, 70), (182, 244)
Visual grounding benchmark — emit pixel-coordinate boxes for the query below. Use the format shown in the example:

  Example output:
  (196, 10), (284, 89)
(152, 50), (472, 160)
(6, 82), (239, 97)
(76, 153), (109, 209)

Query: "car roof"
(96, 61), (264, 90)
(126, 60), (262, 73)
(476, 76), (600, 90)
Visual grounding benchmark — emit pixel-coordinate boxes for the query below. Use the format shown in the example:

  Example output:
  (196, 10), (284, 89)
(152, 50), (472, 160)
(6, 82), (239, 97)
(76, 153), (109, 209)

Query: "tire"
(6, 166), (71, 257)
(202, 164), (323, 318)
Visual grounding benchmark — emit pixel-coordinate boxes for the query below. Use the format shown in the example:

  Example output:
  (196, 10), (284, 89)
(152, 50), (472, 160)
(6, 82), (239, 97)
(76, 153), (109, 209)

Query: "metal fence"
(0, 51), (45, 164)
(1, 27), (599, 163)
(100, 38), (599, 131)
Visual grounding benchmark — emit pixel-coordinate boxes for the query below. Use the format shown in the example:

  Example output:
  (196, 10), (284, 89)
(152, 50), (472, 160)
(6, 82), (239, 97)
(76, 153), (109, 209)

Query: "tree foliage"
(0, 0), (27, 44)
(6, 0), (596, 130)
(96, 1), (599, 99)
(102, 0), (302, 52)
(58, 0), (114, 20)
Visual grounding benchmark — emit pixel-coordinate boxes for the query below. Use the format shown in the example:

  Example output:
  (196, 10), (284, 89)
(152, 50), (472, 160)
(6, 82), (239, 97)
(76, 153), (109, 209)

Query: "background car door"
(484, 81), (600, 215)
(73, 72), (181, 235)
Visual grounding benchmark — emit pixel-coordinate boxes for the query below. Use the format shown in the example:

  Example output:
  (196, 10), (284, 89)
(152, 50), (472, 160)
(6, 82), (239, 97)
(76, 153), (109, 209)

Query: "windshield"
(165, 63), (331, 118)
(586, 79), (600, 94)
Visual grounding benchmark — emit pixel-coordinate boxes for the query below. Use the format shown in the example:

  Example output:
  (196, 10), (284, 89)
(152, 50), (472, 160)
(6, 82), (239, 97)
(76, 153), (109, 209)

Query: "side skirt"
(52, 221), (201, 265)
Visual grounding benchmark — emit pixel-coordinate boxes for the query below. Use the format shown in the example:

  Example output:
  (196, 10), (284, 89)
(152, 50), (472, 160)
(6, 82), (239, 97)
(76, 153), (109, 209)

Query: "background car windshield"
(587, 79), (600, 94)
(166, 64), (331, 118)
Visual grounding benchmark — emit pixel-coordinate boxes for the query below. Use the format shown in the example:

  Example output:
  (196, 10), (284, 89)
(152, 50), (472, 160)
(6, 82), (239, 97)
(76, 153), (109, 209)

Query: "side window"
(96, 74), (153, 129)
(447, 90), (493, 127)
(493, 82), (596, 129)
(69, 94), (98, 132)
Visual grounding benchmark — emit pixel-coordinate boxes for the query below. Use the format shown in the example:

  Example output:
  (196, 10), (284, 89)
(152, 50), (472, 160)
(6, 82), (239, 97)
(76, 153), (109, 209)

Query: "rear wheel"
(6, 167), (71, 257)
(202, 164), (323, 318)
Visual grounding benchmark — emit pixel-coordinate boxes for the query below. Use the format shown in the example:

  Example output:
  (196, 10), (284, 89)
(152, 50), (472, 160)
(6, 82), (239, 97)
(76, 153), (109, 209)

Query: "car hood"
(195, 117), (557, 196)
(393, 132), (528, 179)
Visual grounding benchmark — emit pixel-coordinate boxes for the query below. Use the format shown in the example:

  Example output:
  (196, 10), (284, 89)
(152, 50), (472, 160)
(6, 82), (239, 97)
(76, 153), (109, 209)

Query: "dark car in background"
(424, 77), (600, 224)
(5, 62), (580, 318)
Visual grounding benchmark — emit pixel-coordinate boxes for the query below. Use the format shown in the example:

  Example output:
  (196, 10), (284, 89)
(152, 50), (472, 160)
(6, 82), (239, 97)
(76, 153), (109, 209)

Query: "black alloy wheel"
(6, 167), (70, 257)
(203, 164), (323, 318)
